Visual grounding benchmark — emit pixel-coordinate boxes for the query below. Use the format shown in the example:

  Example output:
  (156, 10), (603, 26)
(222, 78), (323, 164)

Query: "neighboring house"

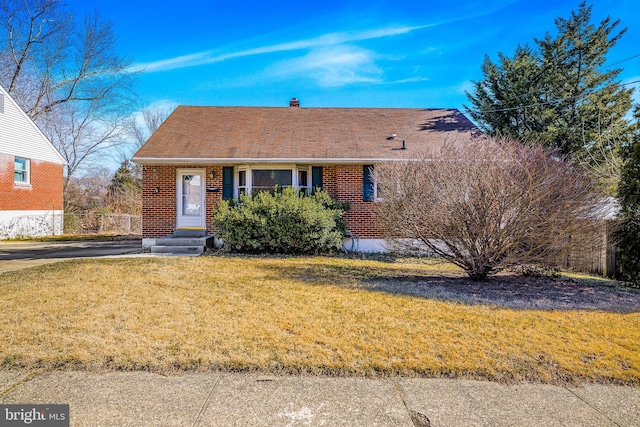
(133, 98), (477, 251)
(0, 84), (66, 239)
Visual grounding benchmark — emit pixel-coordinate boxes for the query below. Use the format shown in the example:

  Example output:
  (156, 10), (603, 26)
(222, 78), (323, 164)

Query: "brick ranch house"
(133, 98), (477, 252)
(0, 84), (65, 239)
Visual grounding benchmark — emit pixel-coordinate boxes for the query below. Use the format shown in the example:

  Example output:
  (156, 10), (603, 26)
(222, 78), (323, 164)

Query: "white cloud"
(130, 25), (428, 74)
(128, 0), (523, 75)
(271, 46), (383, 87)
(385, 77), (430, 84)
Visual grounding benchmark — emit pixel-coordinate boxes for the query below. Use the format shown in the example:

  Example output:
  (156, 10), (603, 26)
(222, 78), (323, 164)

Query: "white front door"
(176, 169), (205, 230)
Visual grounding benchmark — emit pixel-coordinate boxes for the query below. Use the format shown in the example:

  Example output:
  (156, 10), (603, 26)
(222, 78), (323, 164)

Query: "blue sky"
(68, 0), (640, 113)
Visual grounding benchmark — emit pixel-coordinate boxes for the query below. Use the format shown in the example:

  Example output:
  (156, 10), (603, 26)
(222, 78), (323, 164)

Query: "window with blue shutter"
(363, 165), (374, 202)
(222, 167), (234, 199)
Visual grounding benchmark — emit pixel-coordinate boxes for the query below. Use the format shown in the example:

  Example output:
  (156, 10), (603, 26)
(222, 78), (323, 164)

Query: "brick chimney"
(289, 97), (300, 107)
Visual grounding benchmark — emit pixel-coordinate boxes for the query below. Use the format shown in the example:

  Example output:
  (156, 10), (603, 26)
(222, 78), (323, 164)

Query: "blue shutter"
(363, 165), (374, 202)
(222, 167), (234, 199)
(312, 166), (323, 191)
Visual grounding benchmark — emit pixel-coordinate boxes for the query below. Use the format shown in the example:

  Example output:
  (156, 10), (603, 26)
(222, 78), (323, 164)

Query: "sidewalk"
(1, 371), (637, 426)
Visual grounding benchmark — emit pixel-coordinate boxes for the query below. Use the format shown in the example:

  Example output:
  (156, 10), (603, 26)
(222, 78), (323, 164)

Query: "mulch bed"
(372, 272), (640, 312)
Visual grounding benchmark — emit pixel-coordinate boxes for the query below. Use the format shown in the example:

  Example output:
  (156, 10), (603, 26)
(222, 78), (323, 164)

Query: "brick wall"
(0, 153), (63, 211)
(141, 164), (381, 239)
(142, 165), (225, 237)
(323, 165), (381, 239)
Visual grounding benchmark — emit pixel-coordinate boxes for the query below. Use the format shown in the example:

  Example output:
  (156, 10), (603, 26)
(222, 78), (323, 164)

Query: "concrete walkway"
(0, 240), (142, 274)
(1, 371), (638, 426)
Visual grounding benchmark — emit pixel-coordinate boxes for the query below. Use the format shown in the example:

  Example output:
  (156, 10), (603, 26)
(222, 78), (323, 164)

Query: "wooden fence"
(63, 213), (142, 236)
(560, 220), (619, 278)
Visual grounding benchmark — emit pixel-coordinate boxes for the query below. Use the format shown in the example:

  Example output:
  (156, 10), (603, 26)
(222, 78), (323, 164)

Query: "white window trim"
(14, 157), (30, 185)
(234, 164), (312, 197)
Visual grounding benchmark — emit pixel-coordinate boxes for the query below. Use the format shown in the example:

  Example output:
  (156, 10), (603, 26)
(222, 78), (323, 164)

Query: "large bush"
(213, 187), (348, 254)
(376, 138), (599, 280)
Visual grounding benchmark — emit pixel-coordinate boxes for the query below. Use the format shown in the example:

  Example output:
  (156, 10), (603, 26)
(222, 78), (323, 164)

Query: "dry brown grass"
(1, 256), (639, 385)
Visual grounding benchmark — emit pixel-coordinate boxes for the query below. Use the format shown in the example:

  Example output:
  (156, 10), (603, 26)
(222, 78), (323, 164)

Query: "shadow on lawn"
(261, 259), (640, 313)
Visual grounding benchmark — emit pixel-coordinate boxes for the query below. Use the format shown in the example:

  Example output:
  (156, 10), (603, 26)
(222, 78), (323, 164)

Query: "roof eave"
(132, 157), (406, 165)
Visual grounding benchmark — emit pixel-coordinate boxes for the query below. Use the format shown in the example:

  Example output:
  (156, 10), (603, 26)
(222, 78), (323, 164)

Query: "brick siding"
(141, 164), (381, 239)
(323, 165), (381, 239)
(0, 153), (63, 211)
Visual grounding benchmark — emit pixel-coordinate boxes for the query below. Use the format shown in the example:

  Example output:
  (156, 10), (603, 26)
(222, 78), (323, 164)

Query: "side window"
(14, 157), (29, 184)
(298, 169), (310, 195)
(363, 165), (374, 202)
(237, 169), (247, 196)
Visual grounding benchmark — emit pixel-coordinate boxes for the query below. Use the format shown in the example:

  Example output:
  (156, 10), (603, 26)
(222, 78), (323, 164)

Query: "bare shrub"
(376, 138), (600, 280)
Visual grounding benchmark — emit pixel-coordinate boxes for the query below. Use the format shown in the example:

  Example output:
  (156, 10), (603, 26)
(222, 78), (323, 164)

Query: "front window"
(235, 166), (312, 196)
(252, 169), (292, 193)
(14, 157), (29, 184)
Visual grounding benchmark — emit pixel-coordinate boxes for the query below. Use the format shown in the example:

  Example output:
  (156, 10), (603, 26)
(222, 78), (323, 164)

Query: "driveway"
(0, 239), (142, 274)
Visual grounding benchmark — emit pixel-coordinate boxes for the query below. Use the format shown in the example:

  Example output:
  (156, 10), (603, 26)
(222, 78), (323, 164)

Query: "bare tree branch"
(376, 138), (600, 280)
(0, 0), (137, 184)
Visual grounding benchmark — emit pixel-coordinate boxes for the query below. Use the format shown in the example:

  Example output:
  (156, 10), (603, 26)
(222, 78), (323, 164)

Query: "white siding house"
(0, 84), (66, 238)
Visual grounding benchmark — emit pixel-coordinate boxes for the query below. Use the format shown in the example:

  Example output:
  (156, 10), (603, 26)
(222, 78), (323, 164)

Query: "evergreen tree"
(105, 160), (142, 215)
(465, 2), (634, 156)
(615, 105), (640, 284)
(108, 160), (142, 196)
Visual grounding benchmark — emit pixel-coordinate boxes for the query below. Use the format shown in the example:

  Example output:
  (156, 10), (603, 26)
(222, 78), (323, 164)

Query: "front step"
(151, 245), (204, 255)
(150, 234), (215, 256)
(173, 229), (207, 237)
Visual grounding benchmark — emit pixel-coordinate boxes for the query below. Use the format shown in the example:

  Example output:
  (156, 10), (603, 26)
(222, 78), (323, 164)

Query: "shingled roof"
(133, 105), (477, 164)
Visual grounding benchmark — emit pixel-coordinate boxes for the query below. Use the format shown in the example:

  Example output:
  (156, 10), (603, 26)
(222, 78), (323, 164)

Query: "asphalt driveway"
(0, 239), (142, 274)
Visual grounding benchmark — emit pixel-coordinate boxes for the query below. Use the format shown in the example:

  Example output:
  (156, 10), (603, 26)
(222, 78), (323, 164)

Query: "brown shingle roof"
(133, 106), (477, 164)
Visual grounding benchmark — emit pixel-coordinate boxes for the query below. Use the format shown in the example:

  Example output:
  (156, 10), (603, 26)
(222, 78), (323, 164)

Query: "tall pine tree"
(105, 160), (142, 215)
(465, 2), (633, 157)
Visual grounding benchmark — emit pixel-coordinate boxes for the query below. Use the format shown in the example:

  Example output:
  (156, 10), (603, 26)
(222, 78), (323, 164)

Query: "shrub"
(614, 215), (640, 285)
(213, 187), (348, 254)
(375, 138), (599, 281)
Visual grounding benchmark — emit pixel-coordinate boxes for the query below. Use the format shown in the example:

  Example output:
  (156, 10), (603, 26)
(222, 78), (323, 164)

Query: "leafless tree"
(112, 102), (173, 165)
(0, 0), (137, 181)
(375, 138), (600, 280)
(42, 95), (130, 185)
(129, 104), (172, 148)
(64, 167), (112, 213)
(65, 161), (141, 217)
(101, 186), (141, 216)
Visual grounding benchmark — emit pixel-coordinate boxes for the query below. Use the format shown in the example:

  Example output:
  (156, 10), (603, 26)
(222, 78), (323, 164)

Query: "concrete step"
(154, 237), (210, 246)
(173, 229), (207, 237)
(149, 234), (215, 256)
(150, 245), (204, 255)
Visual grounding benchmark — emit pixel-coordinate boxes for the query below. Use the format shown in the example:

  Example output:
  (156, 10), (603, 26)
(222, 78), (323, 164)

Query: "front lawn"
(1, 256), (638, 384)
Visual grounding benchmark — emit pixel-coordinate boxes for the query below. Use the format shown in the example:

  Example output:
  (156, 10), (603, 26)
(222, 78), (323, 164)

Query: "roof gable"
(133, 105), (478, 164)
(0, 84), (66, 164)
